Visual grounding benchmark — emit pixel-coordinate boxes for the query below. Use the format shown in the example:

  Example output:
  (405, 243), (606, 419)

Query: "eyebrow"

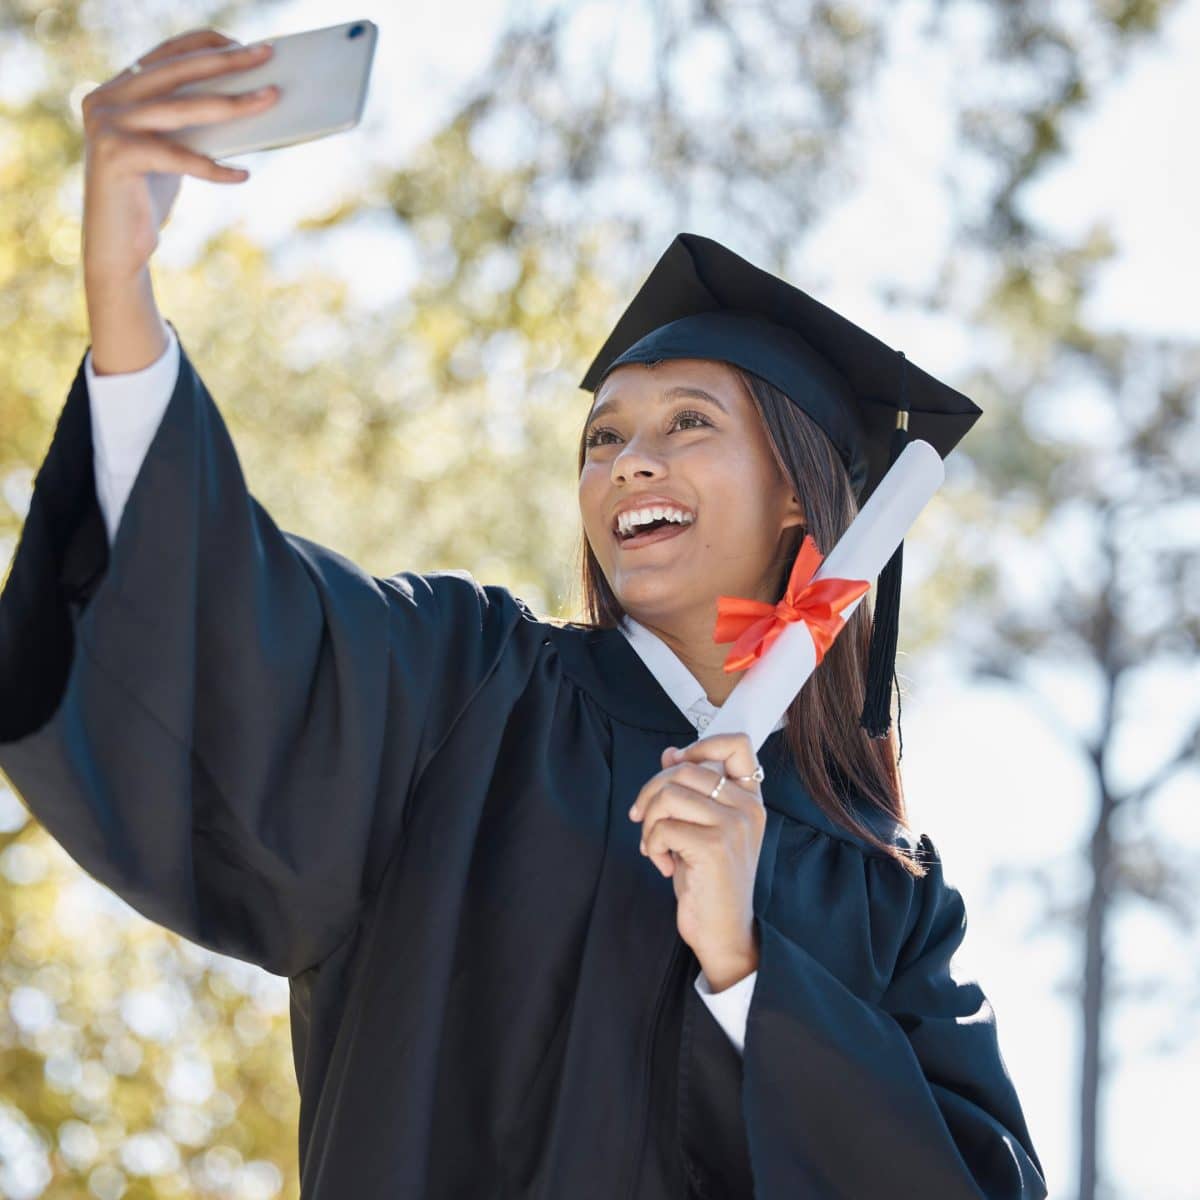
(585, 385), (729, 429)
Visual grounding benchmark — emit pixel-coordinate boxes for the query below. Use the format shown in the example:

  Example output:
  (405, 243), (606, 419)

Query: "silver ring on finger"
(708, 775), (727, 801)
(127, 59), (145, 75)
(734, 763), (766, 785)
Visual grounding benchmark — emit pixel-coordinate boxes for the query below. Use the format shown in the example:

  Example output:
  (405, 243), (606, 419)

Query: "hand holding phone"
(170, 19), (377, 161)
(79, 20), (377, 358)
(82, 29), (284, 295)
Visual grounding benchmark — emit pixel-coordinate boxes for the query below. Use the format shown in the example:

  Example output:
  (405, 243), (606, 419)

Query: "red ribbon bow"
(713, 534), (871, 673)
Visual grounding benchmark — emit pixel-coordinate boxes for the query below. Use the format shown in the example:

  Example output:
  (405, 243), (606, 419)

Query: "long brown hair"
(569, 363), (927, 879)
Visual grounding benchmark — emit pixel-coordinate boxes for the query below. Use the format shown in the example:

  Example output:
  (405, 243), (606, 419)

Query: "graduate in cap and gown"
(0, 231), (1047, 1198)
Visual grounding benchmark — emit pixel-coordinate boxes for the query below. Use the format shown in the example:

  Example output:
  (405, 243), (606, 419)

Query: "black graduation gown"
(0, 331), (1048, 1200)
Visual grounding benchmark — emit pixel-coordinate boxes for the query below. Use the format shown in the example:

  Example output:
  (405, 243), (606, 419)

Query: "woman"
(0, 28), (1046, 1200)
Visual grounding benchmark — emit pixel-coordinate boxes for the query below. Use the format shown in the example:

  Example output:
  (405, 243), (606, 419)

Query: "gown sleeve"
(740, 832), (1048, 1199)
(0, 325), (524, 978)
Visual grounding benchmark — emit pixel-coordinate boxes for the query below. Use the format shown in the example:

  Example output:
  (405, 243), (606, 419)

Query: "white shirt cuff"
(84, 314), (180, 544)
(694, 967), (756, 1057)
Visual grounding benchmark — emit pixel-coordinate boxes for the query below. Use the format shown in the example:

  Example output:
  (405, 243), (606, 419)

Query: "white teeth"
(615, 506), (696, 537)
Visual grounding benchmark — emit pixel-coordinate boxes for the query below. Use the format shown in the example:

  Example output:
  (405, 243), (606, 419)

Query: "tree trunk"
(1078, 779), (1114, 1200)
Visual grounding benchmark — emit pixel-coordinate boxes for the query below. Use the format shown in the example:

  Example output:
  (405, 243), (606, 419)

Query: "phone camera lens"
(348, 24), (364, 38)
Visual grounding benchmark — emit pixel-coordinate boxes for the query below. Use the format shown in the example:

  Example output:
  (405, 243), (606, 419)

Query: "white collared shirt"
(618, 613), (787, 741)
(84, 319), (759, 1056)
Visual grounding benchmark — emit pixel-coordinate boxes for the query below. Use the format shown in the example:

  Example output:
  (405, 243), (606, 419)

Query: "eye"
(584, 425), (620, 447)
(584, 408), (712, 448)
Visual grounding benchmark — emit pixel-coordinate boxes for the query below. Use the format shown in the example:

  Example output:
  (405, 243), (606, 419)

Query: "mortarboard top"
(578, 231), (984, 744)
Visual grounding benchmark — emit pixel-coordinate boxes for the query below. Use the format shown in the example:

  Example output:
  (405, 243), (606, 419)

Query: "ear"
(781, 494), (807, 530)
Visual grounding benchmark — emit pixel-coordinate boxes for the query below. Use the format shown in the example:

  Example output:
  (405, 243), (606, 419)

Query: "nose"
(610, 439), (667, 484)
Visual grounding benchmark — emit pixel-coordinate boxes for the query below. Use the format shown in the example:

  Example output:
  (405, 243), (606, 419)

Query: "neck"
(626, 605), (745, 706)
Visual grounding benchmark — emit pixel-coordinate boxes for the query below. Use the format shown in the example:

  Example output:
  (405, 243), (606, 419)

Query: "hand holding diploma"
(628, 731), (767, 989)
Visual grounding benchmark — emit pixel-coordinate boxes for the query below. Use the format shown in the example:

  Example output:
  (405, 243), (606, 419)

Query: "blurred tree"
(962, 289), (1200, 1200)
(902, 7), (1198, 1199)
(0, 1), (1192, 1198)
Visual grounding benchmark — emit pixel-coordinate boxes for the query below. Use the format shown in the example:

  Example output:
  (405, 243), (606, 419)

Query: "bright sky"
(9, 1), (1200, 1196)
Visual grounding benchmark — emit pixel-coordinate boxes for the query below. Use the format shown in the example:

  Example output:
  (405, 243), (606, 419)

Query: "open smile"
(614, 520), (694, 551)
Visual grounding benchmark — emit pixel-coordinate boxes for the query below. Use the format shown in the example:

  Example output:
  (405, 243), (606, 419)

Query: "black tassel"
(859, 352), (910, 744)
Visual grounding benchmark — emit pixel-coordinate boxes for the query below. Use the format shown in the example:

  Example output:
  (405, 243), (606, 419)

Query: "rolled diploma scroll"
(696, 437), (945, 767)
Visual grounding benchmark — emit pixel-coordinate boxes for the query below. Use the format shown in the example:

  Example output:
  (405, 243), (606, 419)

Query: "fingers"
(117, 42), (274, 104)
(85, 41), (275, 136)
(663, 733), (762, 794)
(90, 128), (257, 185)
(637, 790), (720, 878)
(641, 818), (724, 873)
(135, 28), (242, 66)
(108, 80), (279, 134)
(83, 38), (278, 185)
(632, 780), (725, 835)
(105, 29), (241, 91)
(629, 762), (723, 820)
(627, 734), (765, 878)
(631, 773), (762, 879)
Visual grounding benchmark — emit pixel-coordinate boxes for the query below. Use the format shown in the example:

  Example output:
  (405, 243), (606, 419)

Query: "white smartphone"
(170, 19), (378, 161)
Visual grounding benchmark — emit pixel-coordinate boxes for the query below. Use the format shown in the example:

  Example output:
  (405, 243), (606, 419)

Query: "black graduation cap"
(578, 231), (983, 744)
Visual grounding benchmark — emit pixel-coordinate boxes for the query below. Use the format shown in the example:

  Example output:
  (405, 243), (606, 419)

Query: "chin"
(613, 576), (697, 617)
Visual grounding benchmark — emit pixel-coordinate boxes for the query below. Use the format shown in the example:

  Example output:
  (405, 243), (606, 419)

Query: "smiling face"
(578, 358), (807, 631)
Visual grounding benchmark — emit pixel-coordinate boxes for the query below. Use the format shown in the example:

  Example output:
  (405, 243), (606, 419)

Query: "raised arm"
(0, 29), (526, 977)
